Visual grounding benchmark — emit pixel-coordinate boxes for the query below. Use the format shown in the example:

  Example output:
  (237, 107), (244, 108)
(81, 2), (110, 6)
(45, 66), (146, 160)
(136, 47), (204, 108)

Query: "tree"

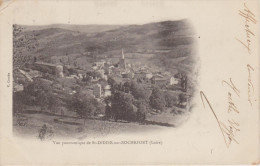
(104, 96), (112, 119)
(135, 99), (148, 122)
(13, 92), (26, 113)
(149, 86), (166, 111)
(23, 79), (60, 111)
(63, 66), (70, 76)
(86, 71), (101, 79)
(82, 75), (92, 83)
(123, 81), (131, 93)
(48, 95), (63, 113)
(178, 93), (188, 108)
(181, 75), (187, 92)
(164, 91), (178, 107)
(130, 81), (150, 101)
(13, 24), (39, 69)
(24, 79), (51, 106)
(107, 76), (118, 90)
(111, 91), (136, 121)
(71, 93), (98, 125)
(13, 91), (35, 107)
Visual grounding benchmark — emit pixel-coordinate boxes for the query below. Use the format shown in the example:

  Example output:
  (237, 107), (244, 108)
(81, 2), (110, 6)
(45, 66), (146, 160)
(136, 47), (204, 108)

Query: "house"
(145, 73), (153, 79)
(151, 74), (170, 86)
(34, 62), (64, 78)
(151, 75), (180, 86)
(104, 85), (111, 97)
(60, 56), (69, 64)
(169, 77), (179, 85)
(78, 74), (83, 79)
(93, 61), (106, 67)
(96, 69), (105, 79)
(92, 66), (98, 70)
(112, 68), (122, 76)
(104, 66), (112, 75)
(134, 71), (147, 79)
(81, 88), (94, 97)
(151, 77), (168, 86)
(103, 75), (108, 81)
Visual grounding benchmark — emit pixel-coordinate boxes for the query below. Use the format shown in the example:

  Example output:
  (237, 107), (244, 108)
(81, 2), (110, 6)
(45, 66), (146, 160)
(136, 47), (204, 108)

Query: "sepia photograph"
(13, 20), (198, 140)
(0, 0), (259, 165)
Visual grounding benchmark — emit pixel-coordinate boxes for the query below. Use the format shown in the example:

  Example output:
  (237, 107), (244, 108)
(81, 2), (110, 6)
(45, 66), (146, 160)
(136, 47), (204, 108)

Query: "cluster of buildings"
(92, 49), (180, 85)
(14, 49), (182, 101)
(87, 49), (181, 99)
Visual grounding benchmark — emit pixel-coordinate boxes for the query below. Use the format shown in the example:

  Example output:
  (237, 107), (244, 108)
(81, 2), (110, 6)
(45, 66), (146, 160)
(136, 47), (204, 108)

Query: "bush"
(38, 124), (54, 140)
(178, 93), (188, 107)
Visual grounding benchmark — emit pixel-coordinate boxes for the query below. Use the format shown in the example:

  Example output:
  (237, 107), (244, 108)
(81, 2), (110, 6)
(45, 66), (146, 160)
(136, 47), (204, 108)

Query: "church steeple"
(122, 49), (124, 59)
(119, 49), (126, 69)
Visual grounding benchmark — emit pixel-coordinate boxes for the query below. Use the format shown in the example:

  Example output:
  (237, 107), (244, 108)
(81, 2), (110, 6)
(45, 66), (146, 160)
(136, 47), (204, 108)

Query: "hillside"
(22, 24), (124, 34)
(17, 19), (196, 59)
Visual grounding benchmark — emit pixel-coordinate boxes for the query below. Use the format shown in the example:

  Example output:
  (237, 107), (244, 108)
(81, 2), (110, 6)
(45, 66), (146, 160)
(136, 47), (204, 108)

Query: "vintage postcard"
(0, 0), (259, 165)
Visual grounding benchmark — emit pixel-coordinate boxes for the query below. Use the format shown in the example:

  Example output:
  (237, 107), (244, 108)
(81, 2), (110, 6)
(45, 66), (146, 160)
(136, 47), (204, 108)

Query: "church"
(118, 49), (126, 69)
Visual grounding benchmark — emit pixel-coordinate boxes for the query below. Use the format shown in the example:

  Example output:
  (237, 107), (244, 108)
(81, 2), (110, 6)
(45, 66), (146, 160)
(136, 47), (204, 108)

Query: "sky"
(10, 0), (194, 25)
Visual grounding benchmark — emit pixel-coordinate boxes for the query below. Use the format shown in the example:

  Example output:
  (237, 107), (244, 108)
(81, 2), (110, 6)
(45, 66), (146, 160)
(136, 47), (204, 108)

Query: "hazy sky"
(10, 1), (194, 25)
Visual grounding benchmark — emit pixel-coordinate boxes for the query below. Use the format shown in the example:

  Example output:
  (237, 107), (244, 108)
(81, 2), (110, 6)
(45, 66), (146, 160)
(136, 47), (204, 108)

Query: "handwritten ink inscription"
(247, 64), (254, 106)
(235, 3), (257, 55)
(222, 78), (240, 113)
(200, 78), (241, 148)
(199, 3), (257, 148)
(236, 3), (257, 107)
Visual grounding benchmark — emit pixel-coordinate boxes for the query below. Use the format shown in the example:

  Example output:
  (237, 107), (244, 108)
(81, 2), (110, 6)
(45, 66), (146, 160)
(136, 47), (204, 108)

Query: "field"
(13, 108), (190, 140)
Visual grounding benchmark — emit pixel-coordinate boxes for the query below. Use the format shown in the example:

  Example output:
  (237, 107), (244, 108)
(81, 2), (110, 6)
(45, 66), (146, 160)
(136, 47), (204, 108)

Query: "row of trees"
(13, 79), (63, 114)
(105, 79), (150, 122)
(69, 92), (105, 125)
(13, 77), (105, 125)
(105, 77), (182, 122)
(13, 76), (188, 125)
(13, 24), (39, 70)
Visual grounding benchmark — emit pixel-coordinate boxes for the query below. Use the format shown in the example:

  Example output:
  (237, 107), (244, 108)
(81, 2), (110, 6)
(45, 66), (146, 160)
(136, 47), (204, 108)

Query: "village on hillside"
(13, 22), (196, 140)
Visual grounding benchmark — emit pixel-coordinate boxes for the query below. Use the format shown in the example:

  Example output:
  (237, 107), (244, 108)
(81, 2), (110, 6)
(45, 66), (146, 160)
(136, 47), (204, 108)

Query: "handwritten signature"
(200, 91), (240, 148)
(222, 78), (240, 113)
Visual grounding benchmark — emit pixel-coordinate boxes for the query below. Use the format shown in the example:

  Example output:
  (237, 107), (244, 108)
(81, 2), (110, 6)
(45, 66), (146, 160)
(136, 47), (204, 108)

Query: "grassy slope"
(18, 20), (197, 81)
(13, 109), (189, 139)
(19, 19), (196, 58)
